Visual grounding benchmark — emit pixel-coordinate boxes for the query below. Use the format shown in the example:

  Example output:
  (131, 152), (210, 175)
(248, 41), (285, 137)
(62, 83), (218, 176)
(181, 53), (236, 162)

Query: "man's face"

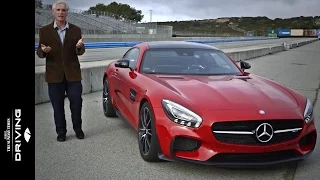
(52, 3), (68, 21)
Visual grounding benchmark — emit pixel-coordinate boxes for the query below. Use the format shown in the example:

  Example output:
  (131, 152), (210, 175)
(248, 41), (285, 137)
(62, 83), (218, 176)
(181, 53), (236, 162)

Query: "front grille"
(212, 120), (303, 131)
(212, 119), (303, 146)
(214, 132), (300, 146)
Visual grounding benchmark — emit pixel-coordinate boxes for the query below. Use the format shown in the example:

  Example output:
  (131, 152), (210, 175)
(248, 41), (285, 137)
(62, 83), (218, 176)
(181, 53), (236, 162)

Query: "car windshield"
(140, 48), (242, 75)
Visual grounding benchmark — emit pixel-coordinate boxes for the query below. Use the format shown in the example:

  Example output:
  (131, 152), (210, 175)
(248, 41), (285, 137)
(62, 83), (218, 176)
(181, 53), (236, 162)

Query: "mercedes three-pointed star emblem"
(255, 123), (273, 143)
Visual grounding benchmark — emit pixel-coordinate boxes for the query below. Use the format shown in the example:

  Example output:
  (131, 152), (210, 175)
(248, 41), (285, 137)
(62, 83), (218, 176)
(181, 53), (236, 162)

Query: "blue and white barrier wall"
(34, 37), (278, 50)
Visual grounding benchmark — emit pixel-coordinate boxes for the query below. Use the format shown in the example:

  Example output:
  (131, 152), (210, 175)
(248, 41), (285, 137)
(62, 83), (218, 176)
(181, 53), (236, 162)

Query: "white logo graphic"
(24, 128), (31, 143)
(259, 110), (265, 114)
(4, 118), (11, 152)
(4, 109), (28, 162)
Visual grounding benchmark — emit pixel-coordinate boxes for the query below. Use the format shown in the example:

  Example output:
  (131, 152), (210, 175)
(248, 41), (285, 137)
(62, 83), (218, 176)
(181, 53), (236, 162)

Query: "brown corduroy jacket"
(37, 21), (85, 83)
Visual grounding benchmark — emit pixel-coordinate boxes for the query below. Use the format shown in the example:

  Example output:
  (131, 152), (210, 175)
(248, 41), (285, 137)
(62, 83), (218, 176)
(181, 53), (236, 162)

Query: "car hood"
(146, 74), (298, 110)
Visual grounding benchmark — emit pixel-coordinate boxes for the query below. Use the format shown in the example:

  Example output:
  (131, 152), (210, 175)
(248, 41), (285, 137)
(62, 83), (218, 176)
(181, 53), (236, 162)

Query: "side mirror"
(240, 60), (251, 71)
(115, 59), (130, 69)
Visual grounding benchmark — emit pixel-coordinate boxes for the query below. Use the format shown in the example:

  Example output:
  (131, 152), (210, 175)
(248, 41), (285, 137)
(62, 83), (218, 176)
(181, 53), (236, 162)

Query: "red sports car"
(102, 41), (317, 166)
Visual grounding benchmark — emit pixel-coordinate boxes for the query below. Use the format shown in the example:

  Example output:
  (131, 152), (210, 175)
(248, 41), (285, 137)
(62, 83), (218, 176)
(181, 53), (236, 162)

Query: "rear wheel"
(102, 78), (117, 117)
(138, 101), (161, 162)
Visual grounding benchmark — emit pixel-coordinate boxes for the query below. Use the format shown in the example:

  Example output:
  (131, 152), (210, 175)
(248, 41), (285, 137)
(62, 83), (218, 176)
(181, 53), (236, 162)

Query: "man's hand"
(76, 37), (84, 48)
(41, 44), (51, 53)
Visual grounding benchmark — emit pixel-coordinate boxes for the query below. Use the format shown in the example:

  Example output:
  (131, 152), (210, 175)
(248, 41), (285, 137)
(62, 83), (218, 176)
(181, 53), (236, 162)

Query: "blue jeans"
(48, 76), (83, 135)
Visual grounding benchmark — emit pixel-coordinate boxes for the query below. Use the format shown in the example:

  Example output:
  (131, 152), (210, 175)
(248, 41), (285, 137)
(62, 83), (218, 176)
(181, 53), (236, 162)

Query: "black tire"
(138, 101), (161, 162)
(102, 78), (117, 117)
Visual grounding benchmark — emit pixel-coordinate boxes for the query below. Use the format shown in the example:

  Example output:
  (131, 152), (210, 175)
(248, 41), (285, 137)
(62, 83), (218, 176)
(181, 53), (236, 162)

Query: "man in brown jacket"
(37, 0), (85, 142)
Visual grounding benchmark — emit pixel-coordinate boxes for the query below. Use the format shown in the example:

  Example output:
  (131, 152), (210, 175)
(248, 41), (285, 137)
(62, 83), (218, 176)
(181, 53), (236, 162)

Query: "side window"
(123, 48), (140, 69)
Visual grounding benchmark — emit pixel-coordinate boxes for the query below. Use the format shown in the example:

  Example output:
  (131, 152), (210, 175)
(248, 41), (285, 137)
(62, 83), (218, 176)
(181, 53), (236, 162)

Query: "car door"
(114, 47), (140, 123)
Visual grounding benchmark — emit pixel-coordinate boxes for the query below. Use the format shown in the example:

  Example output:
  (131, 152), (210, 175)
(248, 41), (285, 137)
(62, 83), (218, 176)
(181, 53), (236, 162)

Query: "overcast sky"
(42, 0), (320, 22)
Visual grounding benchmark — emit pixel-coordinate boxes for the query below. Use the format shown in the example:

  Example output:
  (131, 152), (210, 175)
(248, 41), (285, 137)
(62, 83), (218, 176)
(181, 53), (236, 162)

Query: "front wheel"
(138, 101), (161, 162)
(102, 78), (116, 117)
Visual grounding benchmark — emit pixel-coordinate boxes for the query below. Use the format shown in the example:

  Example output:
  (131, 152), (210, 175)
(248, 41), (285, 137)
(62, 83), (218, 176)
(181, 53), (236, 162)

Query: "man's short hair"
(52, 0), (69, 11)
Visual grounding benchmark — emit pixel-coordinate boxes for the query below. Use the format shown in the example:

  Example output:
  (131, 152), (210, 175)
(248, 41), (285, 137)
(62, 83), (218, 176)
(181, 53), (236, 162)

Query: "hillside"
(157, 16), (320, 37)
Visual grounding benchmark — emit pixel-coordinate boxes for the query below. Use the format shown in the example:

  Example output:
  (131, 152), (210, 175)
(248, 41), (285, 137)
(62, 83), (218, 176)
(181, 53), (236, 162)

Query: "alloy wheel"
(139, 107), (152, 155)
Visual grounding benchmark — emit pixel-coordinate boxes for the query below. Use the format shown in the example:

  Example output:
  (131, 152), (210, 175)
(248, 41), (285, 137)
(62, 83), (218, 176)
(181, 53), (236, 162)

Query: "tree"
(87, 2), (144, 22)
(35, 0), (42, 9)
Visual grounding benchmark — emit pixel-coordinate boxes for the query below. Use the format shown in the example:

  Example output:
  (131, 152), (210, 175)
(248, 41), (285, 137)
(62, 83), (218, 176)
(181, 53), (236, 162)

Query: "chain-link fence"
(35, 5), (172, 37)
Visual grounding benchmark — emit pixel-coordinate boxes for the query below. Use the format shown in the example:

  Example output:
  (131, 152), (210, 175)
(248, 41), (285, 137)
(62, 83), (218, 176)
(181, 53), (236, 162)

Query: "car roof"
(140, 41), (220, 50)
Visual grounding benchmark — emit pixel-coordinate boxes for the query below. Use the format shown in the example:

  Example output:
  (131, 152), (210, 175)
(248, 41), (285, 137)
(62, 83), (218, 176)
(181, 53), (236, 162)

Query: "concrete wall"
(34, 38), (319, 104)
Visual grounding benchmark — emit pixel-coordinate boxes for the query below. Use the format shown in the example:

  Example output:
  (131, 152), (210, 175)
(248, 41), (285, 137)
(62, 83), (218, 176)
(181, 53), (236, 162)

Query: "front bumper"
(153, 107), (317, 166)
(158, 149), (314, 167)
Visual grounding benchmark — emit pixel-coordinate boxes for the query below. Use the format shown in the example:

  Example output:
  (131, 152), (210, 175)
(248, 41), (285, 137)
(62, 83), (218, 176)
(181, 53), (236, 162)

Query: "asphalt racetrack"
(35, 40), (320, 180)
(35, 37), (312, 66)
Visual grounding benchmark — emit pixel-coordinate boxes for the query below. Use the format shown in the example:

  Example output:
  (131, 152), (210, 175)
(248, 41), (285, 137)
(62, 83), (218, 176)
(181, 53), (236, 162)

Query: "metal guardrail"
(34, 37), (278, 50)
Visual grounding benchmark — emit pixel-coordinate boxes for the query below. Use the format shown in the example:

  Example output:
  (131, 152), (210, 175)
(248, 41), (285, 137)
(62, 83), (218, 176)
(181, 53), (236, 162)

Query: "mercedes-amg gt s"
(102, 41), (317, 166)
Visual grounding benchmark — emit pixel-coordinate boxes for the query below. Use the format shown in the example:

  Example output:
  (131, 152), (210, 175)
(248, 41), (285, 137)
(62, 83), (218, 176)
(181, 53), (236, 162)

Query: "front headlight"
(162, 99), (202, 128)
(304, 98), (314, 123)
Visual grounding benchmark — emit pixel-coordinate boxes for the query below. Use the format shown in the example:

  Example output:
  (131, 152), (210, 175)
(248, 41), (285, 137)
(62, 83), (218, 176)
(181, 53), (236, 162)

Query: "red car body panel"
(144, 74), (299, 110)
(104, 42), (317, 166)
